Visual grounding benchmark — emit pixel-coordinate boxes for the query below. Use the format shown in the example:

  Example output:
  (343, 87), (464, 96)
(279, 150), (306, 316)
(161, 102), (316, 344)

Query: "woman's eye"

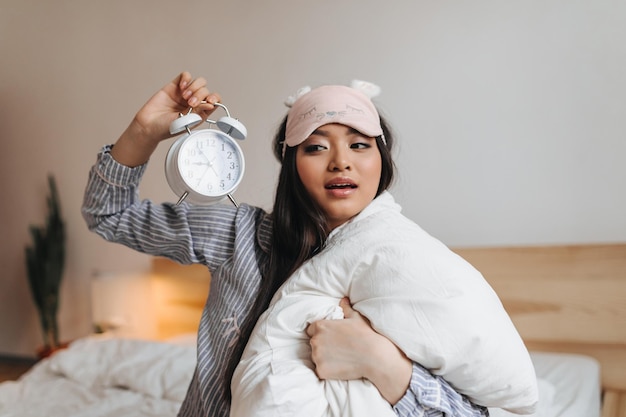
(303, 144), (326, 153)
(351, 142), (371, 150)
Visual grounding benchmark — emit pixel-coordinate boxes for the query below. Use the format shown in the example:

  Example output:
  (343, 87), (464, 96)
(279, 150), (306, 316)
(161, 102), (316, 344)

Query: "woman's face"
(296, 123), (382, 231)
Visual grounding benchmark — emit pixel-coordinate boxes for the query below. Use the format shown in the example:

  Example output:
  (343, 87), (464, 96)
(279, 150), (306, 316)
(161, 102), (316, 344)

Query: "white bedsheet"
(0, 336), (601, 417)
(489, 352), (601, 417)
(0, 335), (196, 417)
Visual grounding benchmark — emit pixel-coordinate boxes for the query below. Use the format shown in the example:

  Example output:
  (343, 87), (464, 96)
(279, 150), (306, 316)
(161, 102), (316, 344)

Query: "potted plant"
(24, 174), (66, 357)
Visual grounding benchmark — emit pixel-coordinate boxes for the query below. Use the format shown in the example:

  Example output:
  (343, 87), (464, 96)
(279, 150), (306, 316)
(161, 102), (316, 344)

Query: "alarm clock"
(165, 102), (247, 206)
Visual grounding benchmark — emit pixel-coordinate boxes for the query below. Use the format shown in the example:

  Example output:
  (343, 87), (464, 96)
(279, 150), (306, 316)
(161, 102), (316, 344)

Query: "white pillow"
(233, 193), (539, 416)
(489, 378), (555, 417)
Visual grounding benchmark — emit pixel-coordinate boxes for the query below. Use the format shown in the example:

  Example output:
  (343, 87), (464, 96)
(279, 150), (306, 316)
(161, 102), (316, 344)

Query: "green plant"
(25, 174), (66, 350)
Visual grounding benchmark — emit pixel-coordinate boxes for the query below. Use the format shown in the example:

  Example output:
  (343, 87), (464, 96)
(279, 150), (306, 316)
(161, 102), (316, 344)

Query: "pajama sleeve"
(393, 363), (489, 417)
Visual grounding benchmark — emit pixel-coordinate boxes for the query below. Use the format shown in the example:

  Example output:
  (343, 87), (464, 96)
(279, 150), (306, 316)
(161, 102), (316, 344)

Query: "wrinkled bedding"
(0, 335), (196, 417)
(0, 338), (600, 417)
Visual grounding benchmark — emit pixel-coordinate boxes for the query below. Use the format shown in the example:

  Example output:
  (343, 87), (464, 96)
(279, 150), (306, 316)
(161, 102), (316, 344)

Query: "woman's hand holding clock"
(111, 71), (220, 168)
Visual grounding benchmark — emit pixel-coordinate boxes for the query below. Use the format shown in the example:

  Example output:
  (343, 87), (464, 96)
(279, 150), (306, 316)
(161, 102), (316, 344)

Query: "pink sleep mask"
(284, 82), (384, 150)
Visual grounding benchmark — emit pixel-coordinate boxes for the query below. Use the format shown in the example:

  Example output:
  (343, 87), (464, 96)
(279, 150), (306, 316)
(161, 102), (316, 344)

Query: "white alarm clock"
(165, 102), (247, 206)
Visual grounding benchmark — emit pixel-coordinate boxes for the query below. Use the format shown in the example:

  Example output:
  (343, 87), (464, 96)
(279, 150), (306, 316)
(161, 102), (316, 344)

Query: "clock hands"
(196, 143), (221, 178)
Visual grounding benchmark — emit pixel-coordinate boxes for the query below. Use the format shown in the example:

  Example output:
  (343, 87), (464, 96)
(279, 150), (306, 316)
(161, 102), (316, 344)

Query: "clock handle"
(204, 102), (247, 140)
(172, 102), (247, 139)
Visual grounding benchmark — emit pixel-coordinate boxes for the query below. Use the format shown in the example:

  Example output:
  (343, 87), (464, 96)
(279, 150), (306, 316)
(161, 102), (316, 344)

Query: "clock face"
(176, 130), (244, 198)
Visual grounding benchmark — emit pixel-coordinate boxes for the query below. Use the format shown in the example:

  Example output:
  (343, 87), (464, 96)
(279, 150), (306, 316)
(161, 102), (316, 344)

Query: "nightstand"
(0, 355), (38, 382)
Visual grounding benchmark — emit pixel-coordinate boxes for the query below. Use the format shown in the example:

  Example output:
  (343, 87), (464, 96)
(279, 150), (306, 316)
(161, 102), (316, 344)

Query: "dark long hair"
(224, 114), (396, 397)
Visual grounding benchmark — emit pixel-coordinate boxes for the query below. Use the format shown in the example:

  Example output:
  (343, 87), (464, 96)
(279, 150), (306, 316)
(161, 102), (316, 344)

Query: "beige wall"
(1, 0), (624, 356)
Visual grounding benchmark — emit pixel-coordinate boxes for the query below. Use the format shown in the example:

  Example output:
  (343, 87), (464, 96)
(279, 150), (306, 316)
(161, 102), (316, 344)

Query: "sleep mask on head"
(282, 80), (385, 156)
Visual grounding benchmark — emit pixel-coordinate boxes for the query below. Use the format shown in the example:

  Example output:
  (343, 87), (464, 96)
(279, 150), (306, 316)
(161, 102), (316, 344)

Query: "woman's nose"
(328, 148), (351, 171)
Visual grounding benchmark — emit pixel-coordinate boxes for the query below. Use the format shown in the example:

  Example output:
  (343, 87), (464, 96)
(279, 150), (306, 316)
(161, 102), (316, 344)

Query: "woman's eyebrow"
(310, 128), (330, 137)
(310, 126), (362, 137)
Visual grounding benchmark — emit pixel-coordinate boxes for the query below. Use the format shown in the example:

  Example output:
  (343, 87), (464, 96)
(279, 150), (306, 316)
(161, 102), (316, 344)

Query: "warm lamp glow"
(91, 272), (158, 339)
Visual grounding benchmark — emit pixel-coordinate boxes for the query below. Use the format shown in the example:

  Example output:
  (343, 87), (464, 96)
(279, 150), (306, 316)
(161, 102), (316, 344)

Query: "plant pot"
(36, 341), (70, 360)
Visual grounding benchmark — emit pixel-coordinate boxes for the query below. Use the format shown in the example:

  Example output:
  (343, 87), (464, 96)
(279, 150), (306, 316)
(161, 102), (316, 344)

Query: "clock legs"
(176, 192), (189, 206)
(227, 194), (239, 208)
(175, 191), (238, 208)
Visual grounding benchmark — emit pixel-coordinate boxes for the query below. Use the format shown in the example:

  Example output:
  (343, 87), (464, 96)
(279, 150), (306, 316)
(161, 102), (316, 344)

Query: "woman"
(82, 72), (496, 416)
(230, 83), (538, 416)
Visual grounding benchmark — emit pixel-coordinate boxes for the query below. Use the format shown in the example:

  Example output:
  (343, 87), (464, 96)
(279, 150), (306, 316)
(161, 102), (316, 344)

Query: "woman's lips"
(325, 177), (357, 189)
(325, 178), (357, 196)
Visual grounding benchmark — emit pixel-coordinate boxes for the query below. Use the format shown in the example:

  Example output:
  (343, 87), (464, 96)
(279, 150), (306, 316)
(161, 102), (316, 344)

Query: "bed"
(455, 244), (626, 417)
(0, 243), (623, 417)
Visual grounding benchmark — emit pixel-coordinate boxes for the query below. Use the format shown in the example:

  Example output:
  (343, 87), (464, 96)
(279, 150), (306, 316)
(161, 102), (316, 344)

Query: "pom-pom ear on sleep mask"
(283, 80), (384, 152)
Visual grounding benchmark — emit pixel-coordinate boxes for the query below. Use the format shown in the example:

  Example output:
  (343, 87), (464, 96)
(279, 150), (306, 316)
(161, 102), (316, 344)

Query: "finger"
(186, 88), (207, 107)
(184, 76), (207, 97)
(176, 71), (193, 91)
(180, 77), (206, 106)
(180, 74), (205, 91)
(305, 321), (317, 338)
(195, 93), (222, 120)
(197, 92), (221, 109)
(339, 297), (355, 318)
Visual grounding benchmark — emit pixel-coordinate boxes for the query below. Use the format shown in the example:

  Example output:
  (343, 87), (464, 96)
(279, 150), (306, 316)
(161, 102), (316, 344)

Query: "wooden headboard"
(150, 243), (626, 415)
(453, 245), (626, 389)
(453, 244), (626, 417)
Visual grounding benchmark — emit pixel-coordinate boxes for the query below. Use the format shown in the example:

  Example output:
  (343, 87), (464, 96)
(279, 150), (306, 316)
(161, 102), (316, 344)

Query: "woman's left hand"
(305, 297), (413, 405)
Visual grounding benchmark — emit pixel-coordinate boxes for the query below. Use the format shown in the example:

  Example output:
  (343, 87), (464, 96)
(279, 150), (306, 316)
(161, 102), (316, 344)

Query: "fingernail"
(189, 97), (198, 106)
